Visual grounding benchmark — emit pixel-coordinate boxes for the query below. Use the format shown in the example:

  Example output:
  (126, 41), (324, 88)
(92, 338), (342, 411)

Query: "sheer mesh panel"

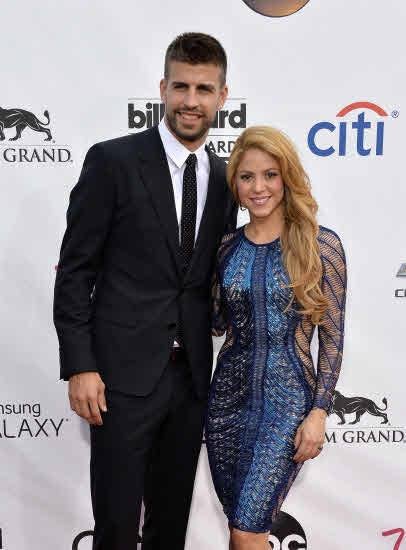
(313, 229), (347, 412)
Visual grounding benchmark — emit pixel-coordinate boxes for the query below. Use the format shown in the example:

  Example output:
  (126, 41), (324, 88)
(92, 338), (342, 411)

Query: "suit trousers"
(90, 353), (207, 550)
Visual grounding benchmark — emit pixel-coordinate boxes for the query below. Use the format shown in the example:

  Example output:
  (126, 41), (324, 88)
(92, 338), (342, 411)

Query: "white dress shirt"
(158, 119), (210, 243)
(158, 119), (210, 348)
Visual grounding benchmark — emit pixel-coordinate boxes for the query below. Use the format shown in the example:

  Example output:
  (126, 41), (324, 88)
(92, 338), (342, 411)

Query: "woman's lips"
(250, 196), (271, 206)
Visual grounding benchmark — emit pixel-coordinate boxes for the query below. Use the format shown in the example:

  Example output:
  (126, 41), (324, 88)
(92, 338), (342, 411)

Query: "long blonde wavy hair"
(227, 126), (328, 324)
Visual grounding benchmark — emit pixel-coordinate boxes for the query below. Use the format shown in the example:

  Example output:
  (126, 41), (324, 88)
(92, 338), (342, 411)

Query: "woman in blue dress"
(205, 126), (347, 550)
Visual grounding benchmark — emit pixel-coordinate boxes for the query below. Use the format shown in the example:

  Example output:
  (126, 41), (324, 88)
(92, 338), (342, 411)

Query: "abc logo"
(243, 0), (310, 17)
(72, 531), (93, 549)
(72, 531), (142, 549)
(269, 512), (307, 549)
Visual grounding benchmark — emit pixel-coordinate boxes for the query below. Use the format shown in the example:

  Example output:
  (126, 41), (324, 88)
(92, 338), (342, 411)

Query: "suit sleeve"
(211, 259), (227, 337)
(53, 144), (116, 380)
(312, 230), (347, 413)
(224, 188), (238, 234)
(211, 233), (235, 337)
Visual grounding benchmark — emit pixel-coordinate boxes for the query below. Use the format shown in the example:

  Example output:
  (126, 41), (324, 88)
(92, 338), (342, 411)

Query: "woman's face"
(235, 147), (285, 221)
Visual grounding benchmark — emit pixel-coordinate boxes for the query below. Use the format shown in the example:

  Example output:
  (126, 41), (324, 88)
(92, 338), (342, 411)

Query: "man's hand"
(293, 408), (327, 463)
(68, 372), (107, 426)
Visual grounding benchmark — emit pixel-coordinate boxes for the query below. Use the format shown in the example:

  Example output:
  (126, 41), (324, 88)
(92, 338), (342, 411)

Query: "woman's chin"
(247, 208), (274, 219)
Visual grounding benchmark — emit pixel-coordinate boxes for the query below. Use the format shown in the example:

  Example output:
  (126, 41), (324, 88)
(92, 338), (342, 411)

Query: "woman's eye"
(266, 171), (277, 178)
(240, 174), (251, 181)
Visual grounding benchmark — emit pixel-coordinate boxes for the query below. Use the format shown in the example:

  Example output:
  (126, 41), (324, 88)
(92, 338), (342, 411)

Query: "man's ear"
(218, 84), (229, 110)
(160, 78), (167, 102)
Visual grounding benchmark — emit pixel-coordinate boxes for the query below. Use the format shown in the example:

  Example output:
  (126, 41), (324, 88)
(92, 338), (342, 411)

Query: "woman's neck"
(246, 209), (285, 244)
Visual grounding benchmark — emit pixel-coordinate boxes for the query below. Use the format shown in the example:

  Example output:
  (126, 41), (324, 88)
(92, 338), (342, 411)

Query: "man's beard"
(165, 109), (214, 143)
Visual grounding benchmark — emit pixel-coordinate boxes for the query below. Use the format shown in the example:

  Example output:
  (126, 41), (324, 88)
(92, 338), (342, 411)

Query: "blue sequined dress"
(205, 225), (346, 532)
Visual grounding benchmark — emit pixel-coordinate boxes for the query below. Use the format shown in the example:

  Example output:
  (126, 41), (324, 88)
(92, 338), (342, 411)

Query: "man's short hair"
(164, 32), (227, 85)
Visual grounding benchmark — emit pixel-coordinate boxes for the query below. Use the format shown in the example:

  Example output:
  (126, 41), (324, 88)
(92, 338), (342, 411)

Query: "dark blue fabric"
(206, 225), (346, 531)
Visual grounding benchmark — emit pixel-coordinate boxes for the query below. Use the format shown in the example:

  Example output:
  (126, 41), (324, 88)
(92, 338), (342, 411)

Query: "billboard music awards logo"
(326, 388), (406, 444)
(308, 101), (398, 157)
(0, 401), (69, 439)
(0, 105), (72, 163)
(395, 263), (406, 298)
(242, 0), (310, 17)
(128, 98), (247, 160)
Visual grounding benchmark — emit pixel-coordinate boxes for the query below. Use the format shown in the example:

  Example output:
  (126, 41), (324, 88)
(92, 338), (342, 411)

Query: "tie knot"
(186, 153), (197, 168)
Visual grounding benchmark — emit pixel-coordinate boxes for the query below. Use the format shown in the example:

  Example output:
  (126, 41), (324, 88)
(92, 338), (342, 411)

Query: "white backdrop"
(1, 1), (405, 549)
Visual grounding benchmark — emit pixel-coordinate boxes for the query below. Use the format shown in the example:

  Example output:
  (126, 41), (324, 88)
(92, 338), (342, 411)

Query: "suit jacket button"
(167, 323), (176, 330)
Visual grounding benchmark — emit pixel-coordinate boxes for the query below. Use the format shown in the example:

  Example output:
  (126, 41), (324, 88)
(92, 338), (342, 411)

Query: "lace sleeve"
(313, 229), (347, 413)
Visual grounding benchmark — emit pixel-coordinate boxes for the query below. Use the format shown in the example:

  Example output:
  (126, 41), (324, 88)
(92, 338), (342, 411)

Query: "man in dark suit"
(54, 33), (236, 550)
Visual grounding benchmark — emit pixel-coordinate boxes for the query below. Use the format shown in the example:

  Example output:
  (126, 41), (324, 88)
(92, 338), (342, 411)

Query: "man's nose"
(183, 88), (199, 109)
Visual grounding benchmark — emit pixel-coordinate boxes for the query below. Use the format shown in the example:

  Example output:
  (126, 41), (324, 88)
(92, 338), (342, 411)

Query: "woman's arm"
(293, 229), (347, 462)
(312, 229), (347, 413)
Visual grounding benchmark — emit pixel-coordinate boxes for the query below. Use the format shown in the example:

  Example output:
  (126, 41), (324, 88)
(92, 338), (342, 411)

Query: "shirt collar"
(158, 118), (207, 170)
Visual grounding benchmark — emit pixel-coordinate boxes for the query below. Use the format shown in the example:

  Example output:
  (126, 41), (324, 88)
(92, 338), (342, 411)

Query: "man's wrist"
(68, 370), (99, 381)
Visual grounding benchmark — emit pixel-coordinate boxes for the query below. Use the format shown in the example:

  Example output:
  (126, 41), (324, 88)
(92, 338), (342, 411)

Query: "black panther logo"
(331, 390), (389, 425)
(0, 107), (52, 141)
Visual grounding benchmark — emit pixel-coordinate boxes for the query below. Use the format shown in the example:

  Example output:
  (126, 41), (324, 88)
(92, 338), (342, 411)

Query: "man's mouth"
(177, 111), (203, 122)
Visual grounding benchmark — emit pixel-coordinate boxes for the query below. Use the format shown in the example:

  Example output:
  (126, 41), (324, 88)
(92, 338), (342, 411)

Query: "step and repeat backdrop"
(1, 1), (405, 549)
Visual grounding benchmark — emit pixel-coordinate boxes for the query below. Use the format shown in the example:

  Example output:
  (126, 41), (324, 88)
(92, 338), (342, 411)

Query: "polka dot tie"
(180, 153), (197, 272)
(176, 153), (197, 346)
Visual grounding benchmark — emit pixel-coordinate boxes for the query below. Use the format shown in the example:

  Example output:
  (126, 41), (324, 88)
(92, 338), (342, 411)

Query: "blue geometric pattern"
(206, 225), (346, 532)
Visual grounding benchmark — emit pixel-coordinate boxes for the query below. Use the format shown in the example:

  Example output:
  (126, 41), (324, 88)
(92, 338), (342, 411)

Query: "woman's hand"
(293, 408), (327, 463)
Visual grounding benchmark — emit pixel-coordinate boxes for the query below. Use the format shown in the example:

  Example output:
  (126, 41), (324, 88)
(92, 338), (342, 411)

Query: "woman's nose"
(252, 176), (266, 193)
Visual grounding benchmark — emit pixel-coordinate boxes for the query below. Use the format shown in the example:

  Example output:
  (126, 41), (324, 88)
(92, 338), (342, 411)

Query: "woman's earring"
(239, 204), (246, 212)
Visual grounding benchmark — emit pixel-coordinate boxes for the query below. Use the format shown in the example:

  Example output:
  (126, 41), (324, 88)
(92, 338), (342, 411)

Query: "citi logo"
(308, 101), (397, 157)
(128, 100), (246, 130)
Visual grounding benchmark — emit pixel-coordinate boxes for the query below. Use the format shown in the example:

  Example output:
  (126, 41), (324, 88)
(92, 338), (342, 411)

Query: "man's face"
(160, 61), (228, 147)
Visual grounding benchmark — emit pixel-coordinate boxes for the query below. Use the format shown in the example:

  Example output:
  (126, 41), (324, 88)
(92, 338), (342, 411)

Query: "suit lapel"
(136, 127), (182, 276)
